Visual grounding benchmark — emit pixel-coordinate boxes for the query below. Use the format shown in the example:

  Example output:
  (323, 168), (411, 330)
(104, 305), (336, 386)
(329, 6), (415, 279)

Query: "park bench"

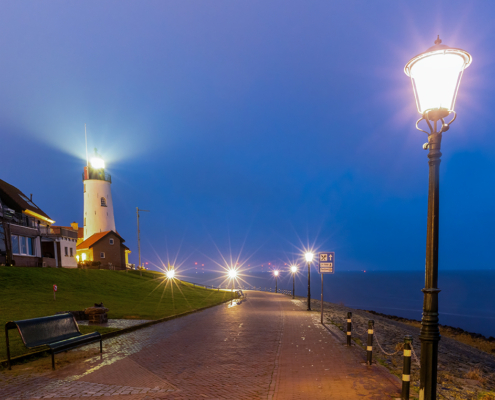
(5, 313), (102, 370)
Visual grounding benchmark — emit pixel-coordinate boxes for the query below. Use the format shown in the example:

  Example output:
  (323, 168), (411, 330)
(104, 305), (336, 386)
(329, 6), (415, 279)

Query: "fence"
(344, 313), (420, 400)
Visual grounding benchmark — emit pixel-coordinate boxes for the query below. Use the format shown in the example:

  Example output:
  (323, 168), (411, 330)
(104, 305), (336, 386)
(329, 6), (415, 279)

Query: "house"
(76, 230), (130, 270)
(0, 179), (78, 268)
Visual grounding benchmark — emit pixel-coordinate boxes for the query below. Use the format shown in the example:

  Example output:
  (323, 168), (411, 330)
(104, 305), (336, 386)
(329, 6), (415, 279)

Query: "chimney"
(71, 222), (79, 231)
(30, 194), (33, 201)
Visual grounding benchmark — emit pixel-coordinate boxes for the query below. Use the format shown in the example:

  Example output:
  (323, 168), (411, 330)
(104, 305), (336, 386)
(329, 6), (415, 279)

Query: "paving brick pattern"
(1, 292), (400, 399)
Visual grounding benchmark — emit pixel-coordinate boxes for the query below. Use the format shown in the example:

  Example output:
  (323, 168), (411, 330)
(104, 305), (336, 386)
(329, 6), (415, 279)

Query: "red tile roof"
(76, 231), (125, 250)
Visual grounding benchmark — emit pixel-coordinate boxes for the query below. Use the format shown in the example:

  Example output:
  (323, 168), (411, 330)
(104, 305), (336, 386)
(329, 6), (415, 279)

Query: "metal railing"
(82, 171), (111, 183)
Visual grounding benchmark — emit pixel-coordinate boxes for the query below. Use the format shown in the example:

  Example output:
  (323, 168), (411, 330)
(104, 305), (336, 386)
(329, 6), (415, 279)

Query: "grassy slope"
(0, 267), (232, 360)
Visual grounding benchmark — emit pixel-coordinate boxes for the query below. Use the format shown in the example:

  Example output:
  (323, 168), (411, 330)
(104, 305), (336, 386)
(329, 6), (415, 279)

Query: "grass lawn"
(0, 266), (233, 361)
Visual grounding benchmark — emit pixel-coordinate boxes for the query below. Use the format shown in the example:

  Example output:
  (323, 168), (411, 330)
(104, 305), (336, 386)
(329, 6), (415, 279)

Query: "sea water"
(184, 269), (495, 338)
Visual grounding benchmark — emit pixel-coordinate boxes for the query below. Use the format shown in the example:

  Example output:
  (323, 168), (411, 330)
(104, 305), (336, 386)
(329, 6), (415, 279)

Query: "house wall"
(83, 179), (115, 240)
(92, 232), (125, 269)
(57, 237), (78, 268)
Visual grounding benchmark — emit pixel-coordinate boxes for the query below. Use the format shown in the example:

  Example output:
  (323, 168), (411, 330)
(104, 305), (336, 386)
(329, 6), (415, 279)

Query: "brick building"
(76, 230), (130, 270)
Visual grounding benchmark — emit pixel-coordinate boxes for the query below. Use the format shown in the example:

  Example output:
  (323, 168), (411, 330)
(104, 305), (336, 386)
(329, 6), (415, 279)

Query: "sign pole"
(321, 272), (324, 324)
(318, 251), (335, 326)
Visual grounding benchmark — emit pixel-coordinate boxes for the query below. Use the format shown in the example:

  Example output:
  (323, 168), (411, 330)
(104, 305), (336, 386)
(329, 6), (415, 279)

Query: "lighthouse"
(82, 151), (116, 240)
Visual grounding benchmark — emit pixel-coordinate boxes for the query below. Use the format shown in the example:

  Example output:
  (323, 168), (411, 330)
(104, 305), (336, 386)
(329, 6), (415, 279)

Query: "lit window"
(101, 197), (107, 207)
(100, 252), (105, 258)
(82, 253), (87, 261)
(109, 238), (114, 245)
(76, 255), (80, 262)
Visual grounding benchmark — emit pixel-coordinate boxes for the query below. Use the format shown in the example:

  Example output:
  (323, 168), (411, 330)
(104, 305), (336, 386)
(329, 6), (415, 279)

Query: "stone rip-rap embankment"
(312, 298), (495, 400)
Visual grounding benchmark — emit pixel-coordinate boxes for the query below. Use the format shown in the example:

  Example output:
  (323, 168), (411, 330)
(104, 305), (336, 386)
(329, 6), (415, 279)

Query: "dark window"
(11, 235), (19, 254)
(65, 247), (68, 256)
(100, 252), (105, 258)
(70, 247), (73, 257)
(20, 237), (27, 254)
(101, 197), (107, 207)
(0, 223), (6, 255)
(109, 238), (114, 245)
(27, 237), (34, 256)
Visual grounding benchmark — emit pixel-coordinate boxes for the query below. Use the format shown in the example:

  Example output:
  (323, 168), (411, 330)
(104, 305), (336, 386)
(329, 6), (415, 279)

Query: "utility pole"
(136, 207), (149, 276)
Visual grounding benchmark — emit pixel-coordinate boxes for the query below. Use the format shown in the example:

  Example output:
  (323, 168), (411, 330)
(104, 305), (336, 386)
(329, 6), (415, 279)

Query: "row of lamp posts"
(218, 39), (472, 397)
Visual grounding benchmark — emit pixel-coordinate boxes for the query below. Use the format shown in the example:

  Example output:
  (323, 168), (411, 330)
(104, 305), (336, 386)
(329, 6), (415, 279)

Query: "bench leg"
(100, 339), (102, 353)
(51, 351), (55, 370)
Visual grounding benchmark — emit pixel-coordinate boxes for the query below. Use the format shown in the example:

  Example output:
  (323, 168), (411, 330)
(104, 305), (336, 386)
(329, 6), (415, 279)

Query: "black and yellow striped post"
(401, 335), (413, 399)
(346, 312), (352, 346)
(366, 320), (374, 365)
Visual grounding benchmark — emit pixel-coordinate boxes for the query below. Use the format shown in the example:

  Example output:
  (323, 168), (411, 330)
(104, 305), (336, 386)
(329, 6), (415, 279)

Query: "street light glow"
(404, 37), (472, 116)
(305, 252), (314, 262)
(166, 269), (175, 279)
(274, 270), (279, 276)
(90, 157), (105, 169)
(228, 269), (237, 279)
(290, 265), (298, 273)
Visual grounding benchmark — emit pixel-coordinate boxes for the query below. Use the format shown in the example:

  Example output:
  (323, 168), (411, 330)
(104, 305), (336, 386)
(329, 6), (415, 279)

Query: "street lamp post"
(290, 265), (297, 299)
(305, 252), (314, 311)
(274, 270), (279, 293)
(228, 269), (237, 304)
(404, 36), (471, 400)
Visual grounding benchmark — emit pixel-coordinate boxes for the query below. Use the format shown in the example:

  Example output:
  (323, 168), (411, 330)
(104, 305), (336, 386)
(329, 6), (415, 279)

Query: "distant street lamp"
(273, 270), (279, 293)
(290, 265), (298, 299)
(404, 36), (471, 400)
(166, 268), (175, 279)
(305, 252), (314, 311)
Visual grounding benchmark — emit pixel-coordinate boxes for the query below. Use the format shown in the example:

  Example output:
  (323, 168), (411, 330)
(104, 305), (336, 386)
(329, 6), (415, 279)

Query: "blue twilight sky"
(0, 1), (494, 273)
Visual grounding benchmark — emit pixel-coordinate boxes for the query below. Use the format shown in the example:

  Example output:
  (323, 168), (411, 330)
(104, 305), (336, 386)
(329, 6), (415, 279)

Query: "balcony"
(82, 171), (111, 183)
(39, 227), (78, 239)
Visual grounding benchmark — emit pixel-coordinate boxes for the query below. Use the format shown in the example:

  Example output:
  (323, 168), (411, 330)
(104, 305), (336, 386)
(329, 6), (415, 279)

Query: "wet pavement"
(78, 319), (151, 329)
(0, 291), (400, 399)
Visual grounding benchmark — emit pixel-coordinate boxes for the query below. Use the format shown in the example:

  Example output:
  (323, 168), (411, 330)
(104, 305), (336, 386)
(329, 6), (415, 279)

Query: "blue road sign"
(318, 252), (335, 274)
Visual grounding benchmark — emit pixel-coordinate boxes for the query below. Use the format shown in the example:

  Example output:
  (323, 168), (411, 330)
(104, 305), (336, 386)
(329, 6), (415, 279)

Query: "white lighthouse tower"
(83, 151), (116, 240)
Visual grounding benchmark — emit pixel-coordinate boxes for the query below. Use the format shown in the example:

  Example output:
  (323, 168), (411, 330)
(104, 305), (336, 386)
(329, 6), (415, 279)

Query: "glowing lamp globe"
(90, 157), (105, 169)
(166, 269), (175, 279)
(404, 36), (471, 120)
(274, 270), (279, 276)
(228, 269), (237, 279)
(305, 252), (314, 262)
(290, 265), (298, 273)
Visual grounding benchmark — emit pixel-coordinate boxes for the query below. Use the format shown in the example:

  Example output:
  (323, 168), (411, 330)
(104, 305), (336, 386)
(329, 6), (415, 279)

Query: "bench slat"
(49, 331), (101, 354)
(14, 314), (80, 348)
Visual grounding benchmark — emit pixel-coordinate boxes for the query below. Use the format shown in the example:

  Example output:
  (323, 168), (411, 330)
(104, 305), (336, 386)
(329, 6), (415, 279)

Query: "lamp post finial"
(434, 35), (442, 45)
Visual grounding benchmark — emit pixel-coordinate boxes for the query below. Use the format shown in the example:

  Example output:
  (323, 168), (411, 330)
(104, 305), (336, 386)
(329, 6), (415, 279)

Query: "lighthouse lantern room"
(83, 151), (116, 240)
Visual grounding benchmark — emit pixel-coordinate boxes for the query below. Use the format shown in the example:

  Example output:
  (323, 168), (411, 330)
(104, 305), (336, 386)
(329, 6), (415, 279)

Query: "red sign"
(53, 284), (58, 292)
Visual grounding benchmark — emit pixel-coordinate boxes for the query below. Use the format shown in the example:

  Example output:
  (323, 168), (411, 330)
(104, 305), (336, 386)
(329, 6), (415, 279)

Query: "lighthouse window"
(101, 197), (107, 207)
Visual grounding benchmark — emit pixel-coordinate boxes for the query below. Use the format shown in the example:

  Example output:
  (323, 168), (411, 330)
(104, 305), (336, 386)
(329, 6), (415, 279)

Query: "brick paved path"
(1, 292), (400, 399)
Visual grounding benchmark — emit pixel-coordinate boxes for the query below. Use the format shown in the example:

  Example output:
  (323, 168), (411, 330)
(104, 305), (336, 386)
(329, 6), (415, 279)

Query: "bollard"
(401, 335), (413, 400)
(346, 312), (352, 346)
(366, 320), (374, 365)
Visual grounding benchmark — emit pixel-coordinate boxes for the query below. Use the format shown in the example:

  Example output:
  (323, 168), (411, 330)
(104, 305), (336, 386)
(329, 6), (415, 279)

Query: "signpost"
(318, 252), (335, 324)
(53, 284), (57, 301)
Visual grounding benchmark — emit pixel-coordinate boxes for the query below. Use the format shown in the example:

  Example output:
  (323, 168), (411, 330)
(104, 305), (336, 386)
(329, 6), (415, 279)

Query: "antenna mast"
(85, 124), (89, 166)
